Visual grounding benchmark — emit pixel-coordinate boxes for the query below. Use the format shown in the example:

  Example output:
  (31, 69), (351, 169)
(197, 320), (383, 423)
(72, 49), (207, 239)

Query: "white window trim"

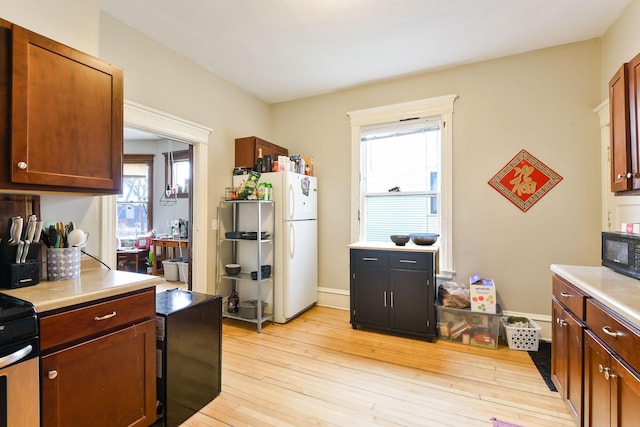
(347, 94), (457, 277)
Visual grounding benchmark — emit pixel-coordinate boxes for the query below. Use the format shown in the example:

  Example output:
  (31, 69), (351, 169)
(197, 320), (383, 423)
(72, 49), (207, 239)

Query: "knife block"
(0, 241), (41, 288)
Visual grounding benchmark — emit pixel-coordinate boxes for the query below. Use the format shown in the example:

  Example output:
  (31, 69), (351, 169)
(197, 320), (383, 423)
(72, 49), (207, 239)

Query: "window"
(360, 118), (441, 241)
(163, 149), (192, 198)
(348, 95), (457, 276)
(117, 155), (154, 246)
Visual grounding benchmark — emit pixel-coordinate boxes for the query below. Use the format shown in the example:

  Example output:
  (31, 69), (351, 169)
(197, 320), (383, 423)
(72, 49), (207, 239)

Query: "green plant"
(145, 251), (155, 267)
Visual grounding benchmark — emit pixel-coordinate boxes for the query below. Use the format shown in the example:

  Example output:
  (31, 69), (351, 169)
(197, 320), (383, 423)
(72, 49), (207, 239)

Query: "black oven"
(0, 293), (39, 427)
(602, 231), (640, 279)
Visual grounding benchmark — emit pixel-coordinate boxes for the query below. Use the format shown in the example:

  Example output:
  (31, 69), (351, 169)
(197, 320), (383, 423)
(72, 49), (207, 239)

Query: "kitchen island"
(348, 241), (439, 341)
(1, 268), (162, 427)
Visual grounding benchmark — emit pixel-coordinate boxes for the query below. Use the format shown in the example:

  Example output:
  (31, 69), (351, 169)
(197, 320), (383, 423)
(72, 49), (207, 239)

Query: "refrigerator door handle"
(288, 184), (295, 220)
(289, 222), (295, 259)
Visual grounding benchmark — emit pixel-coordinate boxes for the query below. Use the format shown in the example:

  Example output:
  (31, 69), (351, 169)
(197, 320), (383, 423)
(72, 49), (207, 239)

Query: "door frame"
(101, 100), (211, 292)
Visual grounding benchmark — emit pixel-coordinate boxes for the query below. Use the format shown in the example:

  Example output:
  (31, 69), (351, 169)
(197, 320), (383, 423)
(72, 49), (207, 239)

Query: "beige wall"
(272, 40), (603, 316)
(98, 13), (272, 293)
(603, 0), (640, 99)
(0, 0), (100, 55)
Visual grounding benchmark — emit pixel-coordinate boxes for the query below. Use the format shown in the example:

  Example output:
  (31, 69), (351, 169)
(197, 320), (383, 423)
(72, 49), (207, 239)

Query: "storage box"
(501, 317), (541, 351)
(470, 274), (497, 314)
(162, 259), (181, 281)
(436, 303), (503, 349)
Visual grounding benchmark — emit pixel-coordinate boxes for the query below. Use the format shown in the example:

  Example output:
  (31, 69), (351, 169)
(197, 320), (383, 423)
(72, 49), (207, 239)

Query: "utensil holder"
(47, 247), (81, 281)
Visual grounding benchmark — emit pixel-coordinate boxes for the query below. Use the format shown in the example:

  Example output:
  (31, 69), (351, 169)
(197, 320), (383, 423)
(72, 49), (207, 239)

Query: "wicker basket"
(501, 317), (541, 351)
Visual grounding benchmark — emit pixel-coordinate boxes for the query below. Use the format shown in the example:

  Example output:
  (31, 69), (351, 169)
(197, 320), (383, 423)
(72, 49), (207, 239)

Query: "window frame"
(348, 95), (457, 277)
(117, 154), (154, 242)
(163, 148), (192, 199)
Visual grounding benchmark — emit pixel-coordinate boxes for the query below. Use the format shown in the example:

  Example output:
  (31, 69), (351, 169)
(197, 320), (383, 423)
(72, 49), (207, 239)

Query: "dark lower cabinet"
(350, 249), (435, 341)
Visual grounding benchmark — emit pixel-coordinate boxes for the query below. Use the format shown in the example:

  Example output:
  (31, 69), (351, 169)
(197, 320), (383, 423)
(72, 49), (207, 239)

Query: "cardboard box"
(436, 303), (503, 349)
(622, 223), (640, 234)
(470, 274), (497, 314)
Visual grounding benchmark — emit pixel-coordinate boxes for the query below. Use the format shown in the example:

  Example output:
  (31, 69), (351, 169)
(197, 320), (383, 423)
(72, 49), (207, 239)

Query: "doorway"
(118, 134), (192, 287)
(100, 100), (211, 293)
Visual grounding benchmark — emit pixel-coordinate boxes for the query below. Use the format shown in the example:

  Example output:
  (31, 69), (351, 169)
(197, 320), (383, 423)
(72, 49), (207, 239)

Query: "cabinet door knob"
(48, 370), (58, 380)
(17, 161), (27, 170)
(628, 172), (633, 178)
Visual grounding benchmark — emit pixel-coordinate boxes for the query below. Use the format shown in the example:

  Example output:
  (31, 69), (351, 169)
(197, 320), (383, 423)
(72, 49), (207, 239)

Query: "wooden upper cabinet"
(235, 136), (288, 169)
(609, 52), (640, 194)
(1, 19), (123, 194)
(609, 63), (631, 192)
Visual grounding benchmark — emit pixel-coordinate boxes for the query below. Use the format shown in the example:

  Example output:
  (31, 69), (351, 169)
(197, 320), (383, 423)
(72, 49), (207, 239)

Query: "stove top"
(0, 293), (37, 348)
(0, 293), (36, 323)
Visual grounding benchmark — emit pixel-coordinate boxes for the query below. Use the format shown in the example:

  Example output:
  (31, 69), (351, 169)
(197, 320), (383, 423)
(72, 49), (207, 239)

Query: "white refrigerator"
(233, 171), (318, 323)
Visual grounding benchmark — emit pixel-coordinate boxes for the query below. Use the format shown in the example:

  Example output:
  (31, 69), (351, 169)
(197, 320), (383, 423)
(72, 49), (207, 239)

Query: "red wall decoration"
(488, 149), (563, 212)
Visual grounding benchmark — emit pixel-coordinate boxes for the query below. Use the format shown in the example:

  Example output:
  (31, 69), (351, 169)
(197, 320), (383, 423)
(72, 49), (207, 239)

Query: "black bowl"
(390, 235), (410, 246)
(410, 233), (439, 245)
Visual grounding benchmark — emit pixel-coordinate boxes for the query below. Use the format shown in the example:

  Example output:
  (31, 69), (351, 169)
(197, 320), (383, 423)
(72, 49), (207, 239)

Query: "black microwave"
(602, 231), (640, 279)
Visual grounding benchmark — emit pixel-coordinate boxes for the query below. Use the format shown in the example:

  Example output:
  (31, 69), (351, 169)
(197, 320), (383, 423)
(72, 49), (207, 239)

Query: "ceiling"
(101, 0), (631, 104)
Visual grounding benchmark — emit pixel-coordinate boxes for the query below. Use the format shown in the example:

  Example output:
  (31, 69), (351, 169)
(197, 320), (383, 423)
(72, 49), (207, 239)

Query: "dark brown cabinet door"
(609, 63), (632, 192)
(41, 319), (156, 427)
(585, 331), (612, 427)
(552, 296), (584, 424)
(584, 331), (640, 427)
(6, 24), (123, 193)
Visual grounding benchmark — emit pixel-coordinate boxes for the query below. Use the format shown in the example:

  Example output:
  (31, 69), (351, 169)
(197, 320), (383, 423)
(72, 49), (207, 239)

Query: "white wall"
(99, 13), (272, 294)
(273, 39), (603, 320)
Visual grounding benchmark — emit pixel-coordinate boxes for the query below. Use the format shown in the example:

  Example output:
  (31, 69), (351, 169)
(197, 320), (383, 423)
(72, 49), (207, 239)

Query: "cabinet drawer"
(388, 252), (431, 270)
(40, 289), (155, 351)
(351, 250), (388, 266)
(553, 275), (587, 320)
(586, 298), (640, 373)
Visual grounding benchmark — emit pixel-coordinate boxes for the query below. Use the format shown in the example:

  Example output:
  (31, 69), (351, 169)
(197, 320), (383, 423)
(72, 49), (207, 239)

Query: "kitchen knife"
(14, 217), (23, 243)
(33, 221), (44, 243)
(15, 241), (24, 263)
(20, 242), (29, 263)
(26, 218), (37, 242)
(8, 216), (20, 244)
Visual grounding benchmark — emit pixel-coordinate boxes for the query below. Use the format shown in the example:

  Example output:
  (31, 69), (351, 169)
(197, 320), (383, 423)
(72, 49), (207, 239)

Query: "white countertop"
(551, 264), (640, 330)
(348, 241), (440, 253)
(1, 268), (162, 313)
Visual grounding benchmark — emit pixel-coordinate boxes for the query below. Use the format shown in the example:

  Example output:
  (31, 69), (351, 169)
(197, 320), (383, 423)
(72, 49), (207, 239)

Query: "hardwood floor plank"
(182, 306), (573, 427)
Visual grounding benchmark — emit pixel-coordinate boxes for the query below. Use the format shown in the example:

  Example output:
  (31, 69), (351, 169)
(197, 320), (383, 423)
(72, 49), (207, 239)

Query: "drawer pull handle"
(94, 311), (117, 321)
(399, 260), (417, 264)
(602, 326), (621, 338)
(48, 370), (58, 380)
(559, 292), (571, 298)
(362, 257), (378, 261)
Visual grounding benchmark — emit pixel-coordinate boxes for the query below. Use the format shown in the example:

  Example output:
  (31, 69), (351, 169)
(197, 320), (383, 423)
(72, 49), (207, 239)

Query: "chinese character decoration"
(488, 149), (562, 212)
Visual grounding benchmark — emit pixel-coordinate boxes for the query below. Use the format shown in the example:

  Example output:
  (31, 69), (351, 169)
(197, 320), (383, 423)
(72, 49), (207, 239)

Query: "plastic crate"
(436, 303), (503, 349)
(501, 318), (541, 351)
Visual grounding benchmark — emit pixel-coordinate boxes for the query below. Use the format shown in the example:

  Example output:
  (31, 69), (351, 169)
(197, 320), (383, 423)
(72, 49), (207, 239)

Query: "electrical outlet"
(211, 219), (218, 231)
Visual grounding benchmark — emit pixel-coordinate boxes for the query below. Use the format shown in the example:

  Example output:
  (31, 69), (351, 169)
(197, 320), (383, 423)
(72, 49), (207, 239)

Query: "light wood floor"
(180, 306), (574, 427)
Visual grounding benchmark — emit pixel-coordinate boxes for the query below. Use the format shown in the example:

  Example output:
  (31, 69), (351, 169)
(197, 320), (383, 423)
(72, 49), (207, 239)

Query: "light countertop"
(1, 268), (162, 313)
(348, 241), (439, 253)
(551, 264), (640, 330)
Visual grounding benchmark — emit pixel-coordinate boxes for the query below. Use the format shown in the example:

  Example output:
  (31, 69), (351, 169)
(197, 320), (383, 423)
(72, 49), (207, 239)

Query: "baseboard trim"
(316, 287), (553, 342)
